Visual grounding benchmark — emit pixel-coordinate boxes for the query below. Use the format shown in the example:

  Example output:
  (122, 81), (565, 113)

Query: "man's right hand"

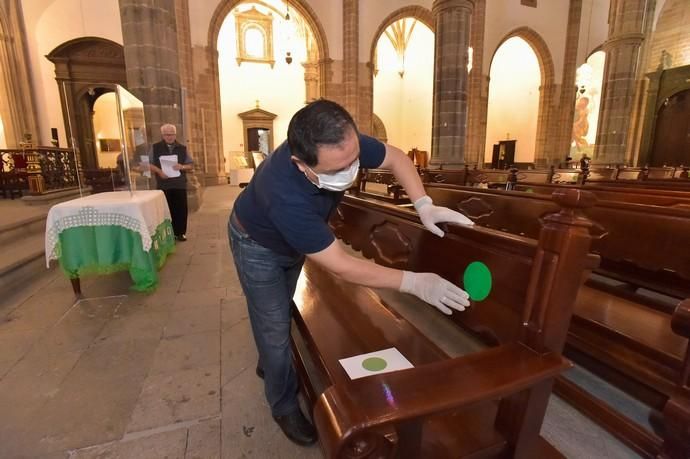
(399, 271), (470, 315)
(151, 165), (167, 179)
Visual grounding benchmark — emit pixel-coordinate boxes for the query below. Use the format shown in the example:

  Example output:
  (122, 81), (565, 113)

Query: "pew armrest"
(313, 342), (569, 457)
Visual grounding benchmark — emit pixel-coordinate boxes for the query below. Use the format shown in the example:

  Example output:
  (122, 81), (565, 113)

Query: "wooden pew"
(466, 168), (513, 188)
(584, 165), (690, 191)
(83, 168), (124, 193)
(424, 184), (690, 302)
(359, 168), (408, 204)
(290, 189), (597, 458)
(549, 168), (583, 184)
(420, 184), (690, 458)
(421, 166), (468, 187)
(513, 183), (690, 209)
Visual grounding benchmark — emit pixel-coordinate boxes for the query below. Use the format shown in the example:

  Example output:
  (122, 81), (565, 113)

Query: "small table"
(45, 190), (176, 294)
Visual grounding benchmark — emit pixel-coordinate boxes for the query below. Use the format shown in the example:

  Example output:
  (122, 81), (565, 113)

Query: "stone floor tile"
(71, 428), (187, 459)
(179, 270), (228, 292)
(0, 328), (43, 365)
(190, 253), (224, 266)
(221, 319), (257, 387)
(95, 311), (168, 345)
(172, 288), (226, 311)
(0, 357), (17, 379)
(0, 347), (82, 403)
(3, 370), (151, 457)
(221, 369), (322, 459)
(127, 365), (220, 433)
(1, 290), (77, 333)
(220, 296), (248, 330)
(186, 419), (221, 459)
(149, 331), (220, 375)
(164, 305), (220, 338)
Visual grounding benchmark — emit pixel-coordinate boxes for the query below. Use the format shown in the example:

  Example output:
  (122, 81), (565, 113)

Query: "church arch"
(487, 27), (555, 165)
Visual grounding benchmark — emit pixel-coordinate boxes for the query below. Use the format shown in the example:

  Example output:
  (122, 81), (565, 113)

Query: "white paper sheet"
(339, 347), (414, 380)
(159, 154), (181, 178)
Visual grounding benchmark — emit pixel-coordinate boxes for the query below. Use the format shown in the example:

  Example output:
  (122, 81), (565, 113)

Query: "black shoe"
(175, 234), (187, 242)
(256, 366), (264, 379)
(273, 409), (318, 446)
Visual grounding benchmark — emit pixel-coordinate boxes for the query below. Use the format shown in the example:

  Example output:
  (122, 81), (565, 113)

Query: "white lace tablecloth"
(45, 190), (171, 266)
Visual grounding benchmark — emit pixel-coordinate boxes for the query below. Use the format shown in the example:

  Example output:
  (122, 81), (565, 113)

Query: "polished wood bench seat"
(292, 262), (565, 458)
(290, 189), (597, 458)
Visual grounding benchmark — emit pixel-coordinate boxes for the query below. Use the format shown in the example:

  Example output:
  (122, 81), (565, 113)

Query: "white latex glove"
(399, 271), (470, 315)
(414, 196), (474, 237)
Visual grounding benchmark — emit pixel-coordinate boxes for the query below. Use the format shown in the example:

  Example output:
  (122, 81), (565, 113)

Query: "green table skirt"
(55, 220), (176, 292)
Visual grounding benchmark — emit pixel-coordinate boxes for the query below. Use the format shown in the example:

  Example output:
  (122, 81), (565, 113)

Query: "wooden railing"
(1, 147), (81, 196)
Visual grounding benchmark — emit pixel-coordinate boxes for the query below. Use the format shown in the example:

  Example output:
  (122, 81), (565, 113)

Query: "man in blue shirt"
(228, 100), (473, 446)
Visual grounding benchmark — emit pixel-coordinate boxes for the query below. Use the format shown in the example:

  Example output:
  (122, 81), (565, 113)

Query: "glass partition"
(115, 85), (151, 192)
(53, 82), (151, 196)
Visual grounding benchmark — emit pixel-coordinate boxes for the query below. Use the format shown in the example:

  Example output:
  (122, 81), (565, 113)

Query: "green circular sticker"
(362, 357), (388, 372)
(463, 261), (492, 301)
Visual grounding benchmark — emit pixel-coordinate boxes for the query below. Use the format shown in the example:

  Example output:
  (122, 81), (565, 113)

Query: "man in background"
(149, 124), (194, 241)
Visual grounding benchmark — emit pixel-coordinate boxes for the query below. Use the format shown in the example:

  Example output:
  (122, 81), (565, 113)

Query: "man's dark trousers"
(163, 188), (188, 237)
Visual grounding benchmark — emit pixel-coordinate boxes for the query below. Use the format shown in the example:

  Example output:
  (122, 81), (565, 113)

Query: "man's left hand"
(414, 196), (474, 237)
(172, 164), (185, 171)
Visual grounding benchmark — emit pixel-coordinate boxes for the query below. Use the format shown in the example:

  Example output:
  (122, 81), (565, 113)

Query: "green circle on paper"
(463, 261), (492, 301)
(362, 357), (388, 372)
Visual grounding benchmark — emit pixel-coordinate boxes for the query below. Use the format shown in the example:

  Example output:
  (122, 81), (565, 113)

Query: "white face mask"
(306, 159), (360, 192)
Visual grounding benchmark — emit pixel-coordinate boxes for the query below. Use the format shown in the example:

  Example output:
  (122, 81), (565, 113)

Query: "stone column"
(431, 0), (474, 168)
(593, 0), (647, 165)
(343, 0), (359, 122)
(464, 0), (485, 166)
(303, 62), (319, 103)
(0, 0), (38, 146)
(173, 0), (203, 208)
(553, 0), (582, 166)
(119, 0), (183, 144)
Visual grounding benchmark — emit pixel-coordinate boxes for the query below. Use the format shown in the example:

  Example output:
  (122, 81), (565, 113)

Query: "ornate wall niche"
(238, 104), (277, 158)
(235, 7), (275, 67)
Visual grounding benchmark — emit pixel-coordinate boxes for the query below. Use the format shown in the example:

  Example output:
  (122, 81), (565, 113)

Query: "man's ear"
(291, 155), (307, 173)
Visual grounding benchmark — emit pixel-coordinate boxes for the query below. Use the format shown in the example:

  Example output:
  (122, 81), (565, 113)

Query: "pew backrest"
(424, 183), (690, 299)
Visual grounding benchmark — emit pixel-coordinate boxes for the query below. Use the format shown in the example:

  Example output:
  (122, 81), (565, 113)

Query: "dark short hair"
(287, 99), (358, 167)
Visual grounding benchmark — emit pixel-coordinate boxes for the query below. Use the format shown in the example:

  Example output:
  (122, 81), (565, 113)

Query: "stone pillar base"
(203, 173), (228, 186)
(186, 174), (204, 212)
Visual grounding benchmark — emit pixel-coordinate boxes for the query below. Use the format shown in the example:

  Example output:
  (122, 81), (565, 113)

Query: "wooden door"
(650, 89), (690, 166)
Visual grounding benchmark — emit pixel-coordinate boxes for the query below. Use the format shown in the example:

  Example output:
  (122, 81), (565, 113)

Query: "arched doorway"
(486, 37), (541, 166)
(371, 8), (434, 154)
(92, 91), (122, 168)
(486, 29), (554, 167)
(46, 37), (126, 169)
(208, 0), (329, 170)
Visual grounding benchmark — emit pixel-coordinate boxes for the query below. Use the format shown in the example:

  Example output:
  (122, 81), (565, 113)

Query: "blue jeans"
(228, 215), (304, 417)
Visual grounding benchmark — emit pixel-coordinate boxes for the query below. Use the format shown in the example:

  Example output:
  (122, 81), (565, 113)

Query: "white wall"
(485, 37), (541, 163)
(92, 93), (121, 168)
(484, 0), (569, 82)
(189, 0), (343, 60)
(22, 0), (123, 145)
(373, 20), (433, 153)
(217, 3), (307, 171)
